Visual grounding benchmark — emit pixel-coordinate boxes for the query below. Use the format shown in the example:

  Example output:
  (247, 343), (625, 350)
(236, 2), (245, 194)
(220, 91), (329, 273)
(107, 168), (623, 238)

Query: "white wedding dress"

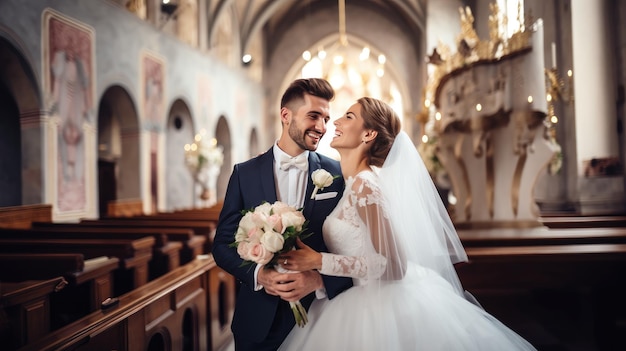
(279, 170), (537, 351)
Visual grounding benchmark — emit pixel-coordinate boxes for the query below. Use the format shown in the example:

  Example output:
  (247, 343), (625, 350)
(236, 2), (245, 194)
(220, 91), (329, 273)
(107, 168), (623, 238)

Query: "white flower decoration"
(311, 169), (337, 199)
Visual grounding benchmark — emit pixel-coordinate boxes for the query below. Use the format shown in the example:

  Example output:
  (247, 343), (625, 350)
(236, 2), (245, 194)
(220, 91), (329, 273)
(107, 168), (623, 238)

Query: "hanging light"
(299, 0), (387, 95)
(338, 0), (348, 46)
(302, 50), (312, 61)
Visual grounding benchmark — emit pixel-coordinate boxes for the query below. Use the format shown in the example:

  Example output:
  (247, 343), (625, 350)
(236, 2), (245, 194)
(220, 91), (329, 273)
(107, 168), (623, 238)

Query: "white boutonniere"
(311, 169), (339, 199)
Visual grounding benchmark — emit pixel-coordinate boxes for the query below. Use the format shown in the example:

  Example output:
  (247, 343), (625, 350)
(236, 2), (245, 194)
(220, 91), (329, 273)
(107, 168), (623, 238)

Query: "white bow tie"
(280, 154), (308, 171)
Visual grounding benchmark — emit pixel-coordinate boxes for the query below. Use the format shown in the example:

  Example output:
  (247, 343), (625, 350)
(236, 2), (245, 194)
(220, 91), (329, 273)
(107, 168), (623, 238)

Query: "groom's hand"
(257, 268), (282, 296)
(275, 270), (323, 302)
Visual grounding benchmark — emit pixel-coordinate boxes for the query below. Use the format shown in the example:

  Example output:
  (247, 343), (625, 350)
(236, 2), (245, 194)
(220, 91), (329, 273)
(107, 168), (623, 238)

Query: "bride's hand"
(280, 238), (322, 271)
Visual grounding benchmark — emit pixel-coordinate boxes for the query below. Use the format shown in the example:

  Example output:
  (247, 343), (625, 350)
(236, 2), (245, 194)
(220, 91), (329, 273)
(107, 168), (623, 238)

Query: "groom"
(212, 78), (353, 350)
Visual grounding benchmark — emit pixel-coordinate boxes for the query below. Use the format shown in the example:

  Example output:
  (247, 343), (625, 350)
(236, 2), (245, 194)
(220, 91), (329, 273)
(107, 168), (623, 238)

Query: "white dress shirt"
(273, 143), (309, 209)
(253, 143), (310, 291)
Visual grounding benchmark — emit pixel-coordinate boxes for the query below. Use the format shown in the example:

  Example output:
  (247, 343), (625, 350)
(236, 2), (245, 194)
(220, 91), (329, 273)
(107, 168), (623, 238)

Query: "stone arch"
(0, 35), (43, 206)
(165, 98), (194, 210)
(97, 85), (140, 217)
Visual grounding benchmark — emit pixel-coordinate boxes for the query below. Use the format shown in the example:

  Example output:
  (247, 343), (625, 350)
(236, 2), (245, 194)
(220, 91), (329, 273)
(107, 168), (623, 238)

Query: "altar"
(424, 7), (558, 228)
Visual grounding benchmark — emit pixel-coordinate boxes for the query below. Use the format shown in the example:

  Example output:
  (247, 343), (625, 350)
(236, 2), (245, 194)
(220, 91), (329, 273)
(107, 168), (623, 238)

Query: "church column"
(177, 0), (199, 47)
(570, 0), (623, 214)
(197, 0), (208, 52)
(145, 0), (161, 27)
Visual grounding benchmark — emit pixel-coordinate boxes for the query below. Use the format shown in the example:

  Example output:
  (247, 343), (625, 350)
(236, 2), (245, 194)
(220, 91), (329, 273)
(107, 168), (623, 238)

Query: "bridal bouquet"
(231, 201), (310, 327)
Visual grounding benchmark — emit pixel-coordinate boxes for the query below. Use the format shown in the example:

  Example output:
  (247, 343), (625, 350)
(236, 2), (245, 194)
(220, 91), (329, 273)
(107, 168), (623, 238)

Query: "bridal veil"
(374, 130), (467, 294)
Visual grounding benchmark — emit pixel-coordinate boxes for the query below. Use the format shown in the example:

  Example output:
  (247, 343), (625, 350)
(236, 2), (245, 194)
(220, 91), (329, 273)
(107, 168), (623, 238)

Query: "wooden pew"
(31, 222), (204, 264)
(0, 204), (52, 229)
(80, 218), (214, 236)
(539, 215), (626, 229)
(106, 198), (143, 217)
(130, 205), (223, 222)
(0, 237), (154, 296)
(0, 253), (85, 282)
(139, 202), (224, 221)
(1, 276), (68, 350)
(458, 243), (626, 289)
(105, 202), (223, 241)
(77, 218), (214, 252)
(14, 256), (235, 351)
(458, 227), (626, 247)
(0, 254), (119, 348)
(6, 227), (183, 279)
(455, 242), (626, 350)
(207, 261), (236, 350)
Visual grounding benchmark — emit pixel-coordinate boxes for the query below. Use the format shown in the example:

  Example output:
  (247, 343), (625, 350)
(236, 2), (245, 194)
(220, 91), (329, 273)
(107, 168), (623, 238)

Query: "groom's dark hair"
(280, 78), (335, 111)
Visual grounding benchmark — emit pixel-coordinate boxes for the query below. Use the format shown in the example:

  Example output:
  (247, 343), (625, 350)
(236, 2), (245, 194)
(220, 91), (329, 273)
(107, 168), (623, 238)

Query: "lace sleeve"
(319, 174), (406, 281)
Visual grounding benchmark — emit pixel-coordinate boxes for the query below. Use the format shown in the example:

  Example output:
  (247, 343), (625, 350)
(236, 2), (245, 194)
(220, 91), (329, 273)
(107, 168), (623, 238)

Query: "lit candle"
(551, 42), (557, 69)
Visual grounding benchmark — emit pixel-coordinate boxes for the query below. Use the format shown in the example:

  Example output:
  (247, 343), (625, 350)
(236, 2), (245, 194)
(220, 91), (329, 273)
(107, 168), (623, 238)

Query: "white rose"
(238, 212), (256, 234)
(310, 169), (336, 199)
(281, 210), (306, 231)
(255, 202), (273, 216)
(311, 169), (334, 188)
(260, 231), (285, 253)
(250, 211), (270, 229)
(234, 227), (248, 243)
(271, 201), (293, 215)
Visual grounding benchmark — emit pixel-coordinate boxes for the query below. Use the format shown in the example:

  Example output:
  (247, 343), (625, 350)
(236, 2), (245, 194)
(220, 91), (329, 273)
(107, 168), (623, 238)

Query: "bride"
(278, 97), (537, 350)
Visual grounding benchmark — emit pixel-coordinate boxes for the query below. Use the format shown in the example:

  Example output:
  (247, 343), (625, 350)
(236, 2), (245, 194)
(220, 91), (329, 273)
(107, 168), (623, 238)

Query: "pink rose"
(266, 213), (284, 233)
(246, 241), (273, 265)
(237, 241), (250, 260)
(246, 226), (262, 242)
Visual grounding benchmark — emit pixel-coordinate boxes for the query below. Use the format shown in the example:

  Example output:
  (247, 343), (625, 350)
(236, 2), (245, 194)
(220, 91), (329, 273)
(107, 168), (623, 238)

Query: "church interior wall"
(0, 0), (264, 219)
(0, 0), (624, 217)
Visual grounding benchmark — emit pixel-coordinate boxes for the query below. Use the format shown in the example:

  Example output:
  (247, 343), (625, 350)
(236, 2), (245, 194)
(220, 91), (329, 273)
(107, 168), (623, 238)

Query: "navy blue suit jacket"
(212, 147), (352, 344)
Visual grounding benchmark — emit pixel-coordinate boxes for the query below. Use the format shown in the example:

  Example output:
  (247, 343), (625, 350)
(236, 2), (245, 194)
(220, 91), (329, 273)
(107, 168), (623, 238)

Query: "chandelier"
(300, 0), (387, 91)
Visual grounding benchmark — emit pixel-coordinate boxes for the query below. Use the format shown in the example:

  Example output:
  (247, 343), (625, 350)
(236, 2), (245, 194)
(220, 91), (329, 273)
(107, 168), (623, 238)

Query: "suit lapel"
(302, 152), (321, 217)
(259, 148), (278, 203)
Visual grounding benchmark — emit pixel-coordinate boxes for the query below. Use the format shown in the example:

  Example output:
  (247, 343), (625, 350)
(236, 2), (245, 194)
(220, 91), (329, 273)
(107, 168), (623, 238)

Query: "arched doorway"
(97, 85), (140, 217)
(0, 80), (22, 207)
(0, 36), (42, 207)
(165, 99), (194, 211)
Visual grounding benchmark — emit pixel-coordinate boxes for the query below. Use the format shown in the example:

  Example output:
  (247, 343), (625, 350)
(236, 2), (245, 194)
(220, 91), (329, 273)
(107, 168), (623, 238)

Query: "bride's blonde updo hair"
(357, 97), (401, 167)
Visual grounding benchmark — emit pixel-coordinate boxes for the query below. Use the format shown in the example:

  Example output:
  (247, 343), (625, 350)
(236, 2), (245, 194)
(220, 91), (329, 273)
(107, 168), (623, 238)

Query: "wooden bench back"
(0, 204), (52, 229)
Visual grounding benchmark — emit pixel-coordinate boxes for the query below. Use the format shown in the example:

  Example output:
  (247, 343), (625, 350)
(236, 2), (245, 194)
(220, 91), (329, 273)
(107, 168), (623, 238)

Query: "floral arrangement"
(230, 201), (311, 327)
(310, 169), (338, 199)
(184, 134), (224, 173)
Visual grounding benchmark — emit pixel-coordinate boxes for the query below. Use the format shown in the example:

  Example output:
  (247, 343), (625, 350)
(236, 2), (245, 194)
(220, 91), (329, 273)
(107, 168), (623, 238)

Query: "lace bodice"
(319, 171), (394, 285)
